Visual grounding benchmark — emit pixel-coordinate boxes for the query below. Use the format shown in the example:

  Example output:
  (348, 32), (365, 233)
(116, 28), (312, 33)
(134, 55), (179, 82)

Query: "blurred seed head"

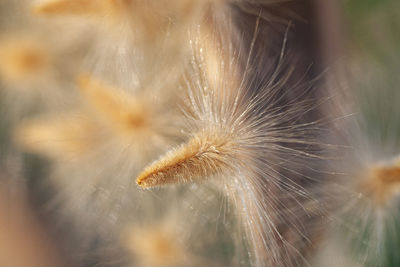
(123, 224), (187, 267)
(359, 158), (400, 206)
(77, 75), (151, 138)
(0, 35), (51, 85)
(14, 113), (100, 160)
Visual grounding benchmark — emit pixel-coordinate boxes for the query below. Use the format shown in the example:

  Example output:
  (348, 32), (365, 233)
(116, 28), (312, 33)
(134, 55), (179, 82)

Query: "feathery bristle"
(137, 131), (237, 187)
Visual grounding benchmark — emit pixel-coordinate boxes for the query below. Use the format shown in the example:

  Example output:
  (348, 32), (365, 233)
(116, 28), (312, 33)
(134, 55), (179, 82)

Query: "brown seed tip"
(136, 131), (236, 188)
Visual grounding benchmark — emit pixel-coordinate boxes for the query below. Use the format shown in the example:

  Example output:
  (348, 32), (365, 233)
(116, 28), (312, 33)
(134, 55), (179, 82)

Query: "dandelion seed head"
(136, 17), (332, 266)
(328, 63), (400, 267)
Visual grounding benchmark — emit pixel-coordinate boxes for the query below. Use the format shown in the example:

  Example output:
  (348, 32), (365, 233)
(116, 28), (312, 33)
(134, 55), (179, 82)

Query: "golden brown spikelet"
(360, 159), (400, 205)
(137, 131), (237, 188)
(14, 114), (99, 159)
(0, 36), (50, 83)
